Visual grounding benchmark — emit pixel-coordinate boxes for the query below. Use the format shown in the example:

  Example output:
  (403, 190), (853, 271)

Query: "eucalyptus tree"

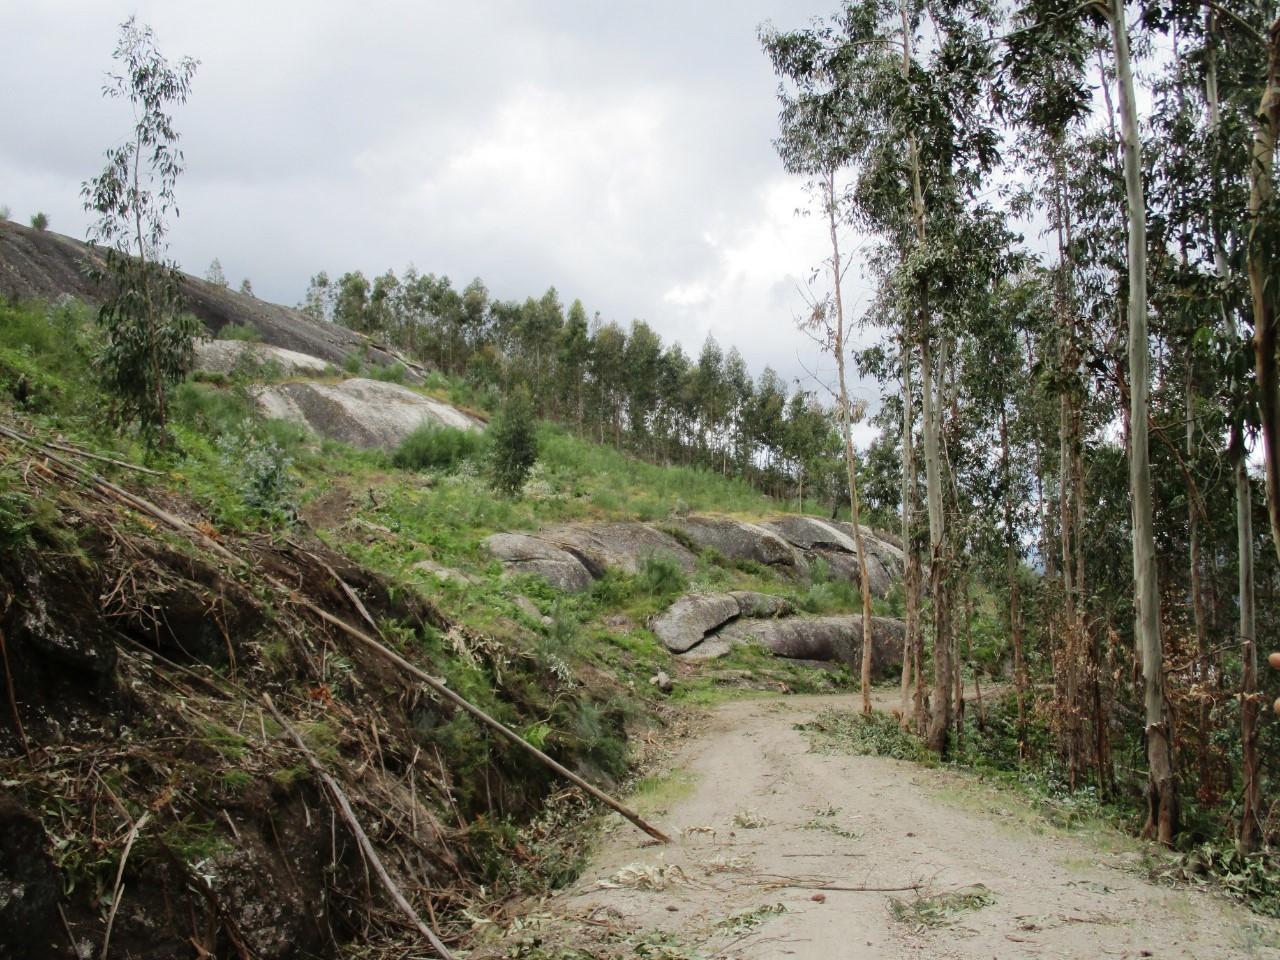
(624, 321), (664, 450)
(82, 16), (199, 446)
(558, 300), (591, 432)
(762, 9), (887, 715)
(1097, 0), (1178, 841)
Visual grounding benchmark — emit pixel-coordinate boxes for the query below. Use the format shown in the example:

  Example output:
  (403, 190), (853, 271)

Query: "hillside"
(0, 220), (413, 374)
(0, 279), (905, 958)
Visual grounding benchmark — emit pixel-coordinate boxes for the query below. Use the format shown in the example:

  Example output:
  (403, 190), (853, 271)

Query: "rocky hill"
(0, 219), (412, 373)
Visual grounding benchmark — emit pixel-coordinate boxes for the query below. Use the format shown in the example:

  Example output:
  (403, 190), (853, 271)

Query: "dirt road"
(547, 693), (1279, 959)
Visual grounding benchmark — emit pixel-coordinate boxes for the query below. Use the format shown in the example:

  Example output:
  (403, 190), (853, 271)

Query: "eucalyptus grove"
(762, 0), (1280, 848)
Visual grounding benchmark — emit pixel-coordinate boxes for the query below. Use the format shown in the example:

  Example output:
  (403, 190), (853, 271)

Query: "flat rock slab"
(483, 532), (595, 593)
(194, 339), (332, 378)
(651, 594), (743, 653)
(708, 614), (905, 676)
(255, 378), (481, 449)
(668, 515), (800, 569)
(547, 523), (697, 576)
(762, 515), (903, 597)
(485, 514), (905, 598)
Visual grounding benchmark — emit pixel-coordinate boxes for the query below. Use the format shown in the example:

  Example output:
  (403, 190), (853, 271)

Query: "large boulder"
(698, 615), (905, 676)
(649, 591), (794, 652)
(762, 516), (903, 598)
(650, 594), (743, 653)
(255, 378), (481, 449)
(0, 796), (60, 958)
(547, 523), (697, 576)
(668, 515), (800, 571)
(483, 533), (594, 593)
(194, 339), (332, 378)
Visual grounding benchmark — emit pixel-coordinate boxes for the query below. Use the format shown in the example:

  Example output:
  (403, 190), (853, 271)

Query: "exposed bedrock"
(649, 591), (793, 653)
(485, 513), (903, 597)
(254, 378), (482, 449)
(685, 614), (906, 677)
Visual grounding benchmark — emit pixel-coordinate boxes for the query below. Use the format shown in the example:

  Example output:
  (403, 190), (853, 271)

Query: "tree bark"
(1110, 0), (1177, 843)
(824, 170), (876, 716)
(900, 333), (922, 729)
(1250, 18), (1280, 567)
(1000, 404), (1027, 756)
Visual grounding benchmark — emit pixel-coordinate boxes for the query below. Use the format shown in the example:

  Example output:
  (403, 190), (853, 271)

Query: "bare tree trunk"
(1250, 19), (1280, 567)
(898, 0), (949, 752)
(1110, 0), (1177, 843)
(823, 170), (876, 715)
(922, 335), (951, 755)
(900, 334), (922, 729)
(1000, 405), (1027, 756)
(1204, 4), (1261, 854)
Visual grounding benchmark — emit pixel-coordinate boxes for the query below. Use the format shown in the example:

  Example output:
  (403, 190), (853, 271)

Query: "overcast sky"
(1, 0), (899, 411)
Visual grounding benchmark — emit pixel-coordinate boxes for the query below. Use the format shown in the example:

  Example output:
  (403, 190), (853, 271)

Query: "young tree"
(81, 16), (200, 446)
(205, 258), (228, 287)
(30, 212), (49, 230)
(488, 387), (539, 496)
(239, 278), (255, 298)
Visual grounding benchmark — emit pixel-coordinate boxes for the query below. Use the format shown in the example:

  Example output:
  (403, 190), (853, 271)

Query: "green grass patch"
(889, 884), (995, 929)
(797, 709), (934, 763)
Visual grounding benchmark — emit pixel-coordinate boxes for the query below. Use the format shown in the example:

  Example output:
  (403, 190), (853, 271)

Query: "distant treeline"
(298, 269), (897, 518)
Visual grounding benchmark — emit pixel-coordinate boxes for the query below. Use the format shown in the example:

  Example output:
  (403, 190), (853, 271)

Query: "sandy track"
(551, 693), (1280, 959)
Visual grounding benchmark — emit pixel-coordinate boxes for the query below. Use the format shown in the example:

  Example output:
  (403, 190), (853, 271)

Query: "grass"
(797, 708), (935, 763)
(889, 884), (995, 929)
(630, 770), (698, 816)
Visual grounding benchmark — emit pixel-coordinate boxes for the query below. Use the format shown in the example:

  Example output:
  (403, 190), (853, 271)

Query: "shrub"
(216, 424), (298, 525)
(487, 387), (538, 496)
(218, 322), (262, 342)
(30, 212), (49, 230)
(342, 351), (363, 375)
(636, 552), (688, 598)
(368, 361), (407, 383)
(393, 423), (486, 471)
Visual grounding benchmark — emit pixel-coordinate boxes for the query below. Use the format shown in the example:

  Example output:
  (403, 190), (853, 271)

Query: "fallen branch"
(790, 882), (923, 893)
(276, 584), (671, 844)
(43, 437), (166, 476)
(263, 694), (456, 960)
(99, 810), (152, 960)
(7, 424), (670, 843)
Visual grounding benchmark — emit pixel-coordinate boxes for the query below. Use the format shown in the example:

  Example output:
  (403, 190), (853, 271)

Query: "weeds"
(797, 709), (934, 764)
(889, 884), (995, 929)
(393, 422), (486, 471)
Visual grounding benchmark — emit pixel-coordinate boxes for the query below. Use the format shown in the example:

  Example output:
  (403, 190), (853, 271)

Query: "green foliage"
(81, 17), (199, 447)
(29, 211), (48, 231)
(367, 361), (407, 383)
(1156, 845), (1280, 918)
(215, 424), (298, 525)
(392, 423), (486, 472)
(890, 885), (995, 929)
(798, 709), (934, 763)
(218, 322), (261, 342)
(635, 552), (688, 599)
(488, 387), (539, 496)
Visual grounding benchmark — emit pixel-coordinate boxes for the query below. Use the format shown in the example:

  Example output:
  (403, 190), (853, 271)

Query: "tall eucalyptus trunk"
(824, 170), (877, 715)
(1109, 0), (1178, 843)
(897, 0), (952, 755)
(1000, 404), (1027, 755)
(900, 333), (922, 727)
(1250, 18), (1280, 568)
(1204, 11), (1261, 851)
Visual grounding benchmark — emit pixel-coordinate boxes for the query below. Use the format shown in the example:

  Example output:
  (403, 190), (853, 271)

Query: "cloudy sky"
(1, 0), (895, 407)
